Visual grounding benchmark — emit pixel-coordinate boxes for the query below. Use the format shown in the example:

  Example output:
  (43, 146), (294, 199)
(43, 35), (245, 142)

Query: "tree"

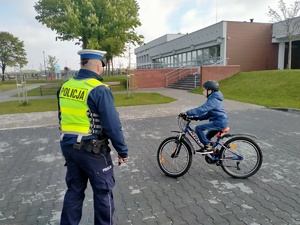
(0, 32), (28, 81)
(93, 0), (144, 73)
(267, 0), (300, 69)
(39, 63), (44, 73)
(46, 55), (59, 72)
(34, 0), (144, 73)
(64, 66), (69, 73)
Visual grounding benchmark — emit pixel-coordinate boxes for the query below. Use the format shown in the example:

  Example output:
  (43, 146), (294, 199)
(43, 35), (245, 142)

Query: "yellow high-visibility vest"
(59, 78), (109, 135)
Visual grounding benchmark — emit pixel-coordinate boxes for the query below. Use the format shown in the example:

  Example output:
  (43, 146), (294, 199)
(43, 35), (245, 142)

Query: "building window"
(182, 53), (186, 66)
(209, 47), (216, 58)
(178, 54), (182, 67)
(142, 44), (222, 69)
(187, 52), (192, 66)
(174, 55), (178, 67)
(197, 49), (203, 65)
(209, 45), (221, 63)
(203, 48), (209, 59)
(192, 51), (197, 66)
(167, 56), (170, 67)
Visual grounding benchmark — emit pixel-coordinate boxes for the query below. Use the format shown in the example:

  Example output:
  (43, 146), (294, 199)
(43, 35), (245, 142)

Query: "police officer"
(58, 49), (128, 225)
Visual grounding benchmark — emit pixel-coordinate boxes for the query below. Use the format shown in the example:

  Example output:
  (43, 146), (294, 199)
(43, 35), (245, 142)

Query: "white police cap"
(77, 49), (107, 60)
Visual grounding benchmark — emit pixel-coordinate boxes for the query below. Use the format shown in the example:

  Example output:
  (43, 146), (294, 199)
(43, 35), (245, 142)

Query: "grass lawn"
(1, 75), (128, 96)
(0, 83), (17, 92)
(24, 84), (126, 96)
(190, 70), (300, 109)
(1, 70), (300, 114)
(0, 75), (128, 92)
(0, 93), (176, 115)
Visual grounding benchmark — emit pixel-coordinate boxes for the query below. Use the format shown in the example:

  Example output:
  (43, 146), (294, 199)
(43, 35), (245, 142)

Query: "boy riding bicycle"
(180, 80), (228, 153)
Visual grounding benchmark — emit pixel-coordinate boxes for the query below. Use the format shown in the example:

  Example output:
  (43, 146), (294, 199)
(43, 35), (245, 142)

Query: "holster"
(73, 138), (110, 154)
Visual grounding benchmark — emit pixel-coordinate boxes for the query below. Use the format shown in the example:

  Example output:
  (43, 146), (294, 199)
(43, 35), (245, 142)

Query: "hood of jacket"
(208, 91), (224, 101)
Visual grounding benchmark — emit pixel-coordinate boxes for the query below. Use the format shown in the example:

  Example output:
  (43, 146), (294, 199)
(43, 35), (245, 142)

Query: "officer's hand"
(118, 156), (128, 165)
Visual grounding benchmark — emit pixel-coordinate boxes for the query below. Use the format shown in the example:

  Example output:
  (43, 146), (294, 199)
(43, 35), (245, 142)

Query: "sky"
(0, 0), (296, 72)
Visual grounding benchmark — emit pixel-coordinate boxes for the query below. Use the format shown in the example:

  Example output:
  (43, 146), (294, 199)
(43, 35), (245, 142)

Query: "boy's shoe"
(196, 144), (214, 153)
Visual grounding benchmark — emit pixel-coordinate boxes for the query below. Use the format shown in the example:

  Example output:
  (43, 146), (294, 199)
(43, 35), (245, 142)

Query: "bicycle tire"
(157, 136), (193, 178)
(220, 136), (263, 179)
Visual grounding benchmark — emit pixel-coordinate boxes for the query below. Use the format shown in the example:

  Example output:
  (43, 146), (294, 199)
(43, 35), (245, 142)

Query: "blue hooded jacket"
(186, 91), (228, 129)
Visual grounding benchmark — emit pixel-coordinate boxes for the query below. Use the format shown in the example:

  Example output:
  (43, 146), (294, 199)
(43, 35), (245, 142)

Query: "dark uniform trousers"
(60, 144), (115, 225)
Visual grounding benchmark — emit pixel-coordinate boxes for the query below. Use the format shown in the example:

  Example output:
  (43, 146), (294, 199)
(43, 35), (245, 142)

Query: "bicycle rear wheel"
(220, 136), (263, 179)
(157, 136), (192, 178)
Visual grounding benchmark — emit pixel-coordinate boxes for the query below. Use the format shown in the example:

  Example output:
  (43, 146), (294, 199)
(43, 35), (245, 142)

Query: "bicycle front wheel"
(220, 136), (263, 179)
(157, 137), (192, 178)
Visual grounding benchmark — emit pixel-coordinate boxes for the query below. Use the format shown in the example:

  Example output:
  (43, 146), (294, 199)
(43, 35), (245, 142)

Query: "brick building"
(134, 18), (300, 71)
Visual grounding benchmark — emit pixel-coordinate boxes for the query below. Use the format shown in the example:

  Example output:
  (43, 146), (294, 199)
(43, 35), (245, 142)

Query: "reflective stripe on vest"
(59, 78), (109, 135)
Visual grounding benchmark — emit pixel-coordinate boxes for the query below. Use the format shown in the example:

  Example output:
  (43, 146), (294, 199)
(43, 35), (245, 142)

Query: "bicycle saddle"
(216, 127), (230, 137)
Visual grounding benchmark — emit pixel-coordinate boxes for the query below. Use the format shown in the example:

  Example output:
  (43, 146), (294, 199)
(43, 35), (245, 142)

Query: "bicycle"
(157, 114), (263, 178)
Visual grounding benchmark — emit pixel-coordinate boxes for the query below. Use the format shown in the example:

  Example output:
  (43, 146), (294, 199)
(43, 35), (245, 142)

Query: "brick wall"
(131, 69), (170, 88)
(132, 68), (198, 88)
(131, 66), (240, 88)
(226, 22), (278, 71)
(200, 65), (240, 85)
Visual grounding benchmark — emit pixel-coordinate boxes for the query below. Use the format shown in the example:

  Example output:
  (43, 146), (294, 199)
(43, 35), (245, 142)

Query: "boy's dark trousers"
(195, 122), (221, 145)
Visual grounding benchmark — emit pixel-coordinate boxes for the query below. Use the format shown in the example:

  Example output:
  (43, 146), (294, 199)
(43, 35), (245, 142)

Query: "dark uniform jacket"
(57, 69), (128, 158)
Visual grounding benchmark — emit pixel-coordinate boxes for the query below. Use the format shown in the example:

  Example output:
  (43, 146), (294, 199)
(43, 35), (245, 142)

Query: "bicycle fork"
(171, 133), (184, 158)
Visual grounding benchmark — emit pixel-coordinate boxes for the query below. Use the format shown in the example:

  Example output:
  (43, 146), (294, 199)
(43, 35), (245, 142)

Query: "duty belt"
(73, 138), (110, 154)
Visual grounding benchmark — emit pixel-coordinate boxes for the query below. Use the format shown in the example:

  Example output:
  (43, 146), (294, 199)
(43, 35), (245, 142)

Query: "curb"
(269, 107), (300, 115)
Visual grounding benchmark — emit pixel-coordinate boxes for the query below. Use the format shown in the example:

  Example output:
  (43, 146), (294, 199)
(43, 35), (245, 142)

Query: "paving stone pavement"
(0, 88), (300, 225)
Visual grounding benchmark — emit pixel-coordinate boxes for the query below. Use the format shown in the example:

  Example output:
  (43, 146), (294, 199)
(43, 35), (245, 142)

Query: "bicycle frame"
(174, 117), (244, 162)
(157, 116), (263, 178)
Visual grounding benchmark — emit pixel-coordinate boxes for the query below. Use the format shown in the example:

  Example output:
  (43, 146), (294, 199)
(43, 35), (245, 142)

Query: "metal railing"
(165, 67), (199, 87)
(193, 73), (200, 89)
(210, 58), (229, 66)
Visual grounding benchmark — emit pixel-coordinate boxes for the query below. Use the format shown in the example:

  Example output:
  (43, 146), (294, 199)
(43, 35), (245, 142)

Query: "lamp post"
(127, 43), (132, 97)
(43, 51), (46, 75)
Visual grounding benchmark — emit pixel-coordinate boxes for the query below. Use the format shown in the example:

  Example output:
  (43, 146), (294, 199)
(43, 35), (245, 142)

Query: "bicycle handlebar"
(178, 114), (200, 121)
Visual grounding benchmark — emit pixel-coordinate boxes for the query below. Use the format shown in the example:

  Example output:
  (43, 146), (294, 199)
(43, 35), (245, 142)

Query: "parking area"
(0, 106), (300, 224)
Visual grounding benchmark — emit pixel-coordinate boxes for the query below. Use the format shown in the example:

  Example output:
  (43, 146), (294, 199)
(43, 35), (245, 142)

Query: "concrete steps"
(167, 73), (200, 90)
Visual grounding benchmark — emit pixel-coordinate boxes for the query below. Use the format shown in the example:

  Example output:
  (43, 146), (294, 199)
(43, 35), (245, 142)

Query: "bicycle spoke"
(220, 136), (262, 179)
(157, 137), (192, 178)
